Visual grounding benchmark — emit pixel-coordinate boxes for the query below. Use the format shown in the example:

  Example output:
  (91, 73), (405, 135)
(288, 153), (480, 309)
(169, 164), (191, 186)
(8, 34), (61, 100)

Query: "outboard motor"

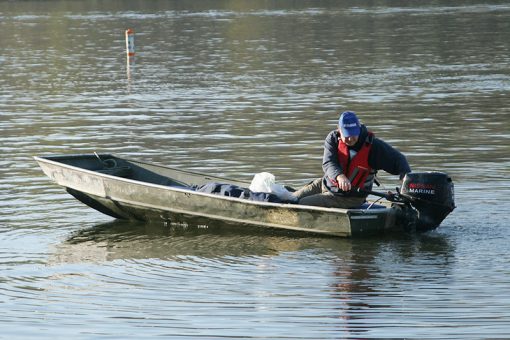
(400, 172), (455, 231)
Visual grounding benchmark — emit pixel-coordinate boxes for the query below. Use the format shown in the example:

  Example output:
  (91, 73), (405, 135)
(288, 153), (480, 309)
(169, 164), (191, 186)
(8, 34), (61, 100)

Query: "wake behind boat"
(34, 154), (455, 237)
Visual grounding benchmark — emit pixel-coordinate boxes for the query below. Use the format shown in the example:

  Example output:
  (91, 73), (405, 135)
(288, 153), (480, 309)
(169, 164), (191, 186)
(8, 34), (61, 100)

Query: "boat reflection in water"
(49, 219), (454, 336)
(50, 218), (454, 265)
(50, 219), (348, 263)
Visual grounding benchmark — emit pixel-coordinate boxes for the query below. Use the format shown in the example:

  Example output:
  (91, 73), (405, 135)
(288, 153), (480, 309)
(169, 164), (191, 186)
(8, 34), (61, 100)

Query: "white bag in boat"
(249, 172), (297, 202)
(249, 172), (275, 193)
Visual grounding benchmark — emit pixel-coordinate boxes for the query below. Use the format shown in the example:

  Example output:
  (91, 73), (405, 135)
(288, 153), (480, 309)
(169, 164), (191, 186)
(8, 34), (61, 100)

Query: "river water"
(1, 1), (509, 339)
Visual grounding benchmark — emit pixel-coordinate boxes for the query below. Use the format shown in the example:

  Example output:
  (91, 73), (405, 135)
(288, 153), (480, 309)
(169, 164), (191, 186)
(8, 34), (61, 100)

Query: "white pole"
(125, 28), (135, 73)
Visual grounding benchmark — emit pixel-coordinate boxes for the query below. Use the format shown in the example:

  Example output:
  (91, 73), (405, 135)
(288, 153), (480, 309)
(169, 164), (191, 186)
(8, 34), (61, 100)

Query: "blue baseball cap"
(338, 111), (361, 137)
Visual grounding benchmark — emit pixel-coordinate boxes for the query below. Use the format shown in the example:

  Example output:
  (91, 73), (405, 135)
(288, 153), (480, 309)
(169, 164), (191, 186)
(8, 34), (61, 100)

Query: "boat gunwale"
(33, 154), (394, 216)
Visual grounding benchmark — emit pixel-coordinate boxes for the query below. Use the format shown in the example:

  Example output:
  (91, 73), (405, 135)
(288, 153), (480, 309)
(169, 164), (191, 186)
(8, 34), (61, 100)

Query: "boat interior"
(42, 153), (391, 210)
(47, 154), (253, 188)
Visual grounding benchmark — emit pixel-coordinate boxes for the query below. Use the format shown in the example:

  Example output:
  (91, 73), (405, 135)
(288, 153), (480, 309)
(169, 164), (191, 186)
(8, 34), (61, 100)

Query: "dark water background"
(1, 1), (509, 339)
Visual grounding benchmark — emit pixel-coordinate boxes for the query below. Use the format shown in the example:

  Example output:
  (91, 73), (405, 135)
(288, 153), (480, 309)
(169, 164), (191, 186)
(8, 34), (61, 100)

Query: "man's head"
(338, 111), (361, 146)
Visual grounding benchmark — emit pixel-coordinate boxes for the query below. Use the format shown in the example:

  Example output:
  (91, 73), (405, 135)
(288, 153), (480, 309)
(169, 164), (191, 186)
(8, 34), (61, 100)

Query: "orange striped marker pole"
(125, 28), (135, 70)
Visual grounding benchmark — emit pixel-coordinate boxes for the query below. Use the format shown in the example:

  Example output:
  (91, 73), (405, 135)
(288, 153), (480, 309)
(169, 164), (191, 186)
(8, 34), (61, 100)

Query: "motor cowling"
(400, 172), (455, 231)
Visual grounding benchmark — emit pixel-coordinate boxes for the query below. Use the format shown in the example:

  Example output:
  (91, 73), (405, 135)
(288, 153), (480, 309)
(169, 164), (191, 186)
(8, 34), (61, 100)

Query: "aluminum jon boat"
(34, 154), (455, 237)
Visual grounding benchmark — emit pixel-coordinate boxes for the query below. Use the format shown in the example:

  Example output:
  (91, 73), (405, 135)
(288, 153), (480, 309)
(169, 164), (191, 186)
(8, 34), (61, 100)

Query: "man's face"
(339, 129), (359, 146)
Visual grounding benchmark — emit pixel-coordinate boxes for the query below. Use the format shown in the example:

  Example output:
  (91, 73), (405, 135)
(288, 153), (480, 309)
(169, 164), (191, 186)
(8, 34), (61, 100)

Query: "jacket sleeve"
(322, 130), (343, 181)
(369, 138), (411, 179)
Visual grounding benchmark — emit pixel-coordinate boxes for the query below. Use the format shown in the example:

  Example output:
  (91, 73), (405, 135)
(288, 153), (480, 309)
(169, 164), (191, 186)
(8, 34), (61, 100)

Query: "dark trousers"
(293, 178), (366, 209)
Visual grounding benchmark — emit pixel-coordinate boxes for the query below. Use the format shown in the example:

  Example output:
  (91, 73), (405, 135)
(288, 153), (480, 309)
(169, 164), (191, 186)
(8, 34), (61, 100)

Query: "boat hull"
(35, 154), (409, 237)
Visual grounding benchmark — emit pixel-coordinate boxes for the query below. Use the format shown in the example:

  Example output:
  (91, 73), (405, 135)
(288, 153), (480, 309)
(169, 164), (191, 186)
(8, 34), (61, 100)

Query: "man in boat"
(293, 111), (411, 208)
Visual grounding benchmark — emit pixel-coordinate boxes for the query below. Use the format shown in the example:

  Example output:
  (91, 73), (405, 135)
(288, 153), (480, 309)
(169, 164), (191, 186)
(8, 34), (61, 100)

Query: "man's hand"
(335, 174), (352, 192)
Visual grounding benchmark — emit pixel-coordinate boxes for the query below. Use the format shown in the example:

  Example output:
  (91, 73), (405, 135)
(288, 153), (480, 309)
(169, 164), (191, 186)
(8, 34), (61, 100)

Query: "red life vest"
(336, 132), (374, 189)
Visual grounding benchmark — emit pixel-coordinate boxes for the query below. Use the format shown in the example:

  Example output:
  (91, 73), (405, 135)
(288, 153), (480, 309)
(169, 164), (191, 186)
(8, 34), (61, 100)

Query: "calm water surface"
(1, 1), (509, 339)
